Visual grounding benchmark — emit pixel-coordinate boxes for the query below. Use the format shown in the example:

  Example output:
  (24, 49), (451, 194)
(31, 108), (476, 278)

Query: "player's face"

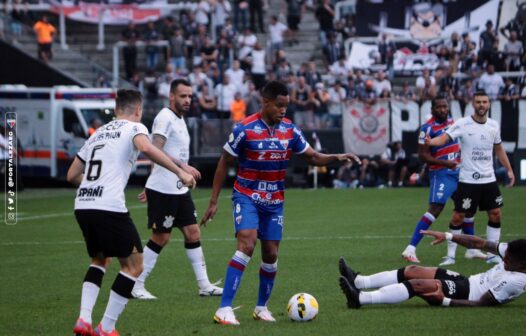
(264, 94), (289, 125)
(473, 95), (490, 117)
(171, 84), (193, 115)
(431, 99), (448, 122)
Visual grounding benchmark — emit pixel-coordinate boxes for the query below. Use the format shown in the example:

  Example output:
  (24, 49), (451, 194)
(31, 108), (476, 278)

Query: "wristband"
(444, 232), (453, 241)
(442, 298), (451, 306)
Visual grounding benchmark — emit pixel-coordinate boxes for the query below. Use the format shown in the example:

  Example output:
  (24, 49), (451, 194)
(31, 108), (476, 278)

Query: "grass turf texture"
(1, 187), (525, 335)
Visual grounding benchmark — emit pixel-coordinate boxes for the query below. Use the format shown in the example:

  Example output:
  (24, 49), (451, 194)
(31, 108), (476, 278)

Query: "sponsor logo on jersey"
(231, 131), (245, 149)
(445, 280), (456, 295)
(280, 140), (289, 149)
(492, 281), (507, 292)
(78, 186), (104, 197)
(472, 172), (481, 180)
(462, 198), (472, 209)
(163, 215), (175, 229)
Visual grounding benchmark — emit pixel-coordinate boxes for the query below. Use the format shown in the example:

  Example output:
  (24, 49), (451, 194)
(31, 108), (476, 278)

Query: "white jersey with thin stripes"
(446, 116), (501, 184)
(145, 107), (190, 194)
(468, 243), (526, 303)
(74, 119), (149, 212)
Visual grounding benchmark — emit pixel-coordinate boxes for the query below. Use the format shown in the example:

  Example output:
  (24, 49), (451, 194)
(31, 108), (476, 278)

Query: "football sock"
(355, 269), (399, 289)
(486, 221), (501, 258)
(220, 250), (251, 308)
(257, 261), (278, 306)
(359, 282), (413, 305)
(101, 272), (136, 332)
(135, 240), (163, 288)
(409, 212), (436, 247)
(462, 217), (475, 236)
(185, 241), (211, 289)
(79, 265), (105, 324)
(447, 224), (462, 258)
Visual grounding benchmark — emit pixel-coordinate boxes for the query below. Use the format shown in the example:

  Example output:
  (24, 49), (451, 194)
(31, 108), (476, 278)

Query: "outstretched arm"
(426, 133), (451, 147)
(421, 230), (499, 255)
(447, 292), (499, 307)
(301, 147), (361, 166)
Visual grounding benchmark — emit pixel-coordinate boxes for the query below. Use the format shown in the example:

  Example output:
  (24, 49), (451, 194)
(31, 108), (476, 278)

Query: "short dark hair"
(261, 80), (289, 99)
(431, 95), (448, 109)
(170, 78), (192, 93)
(473, 90), (489, 99)
(507, 239), (526, 268)
(116, 89), (142, 115)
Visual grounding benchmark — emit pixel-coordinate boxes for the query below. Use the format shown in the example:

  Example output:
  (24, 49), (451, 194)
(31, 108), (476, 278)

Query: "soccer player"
(339, 230), (526, 309)
(131, 79), (223, 299)
(401, 97), (486, 264)
(200, 80), (361, 325)
(68, 89), (195, 336)
(427, 91), (515, 264)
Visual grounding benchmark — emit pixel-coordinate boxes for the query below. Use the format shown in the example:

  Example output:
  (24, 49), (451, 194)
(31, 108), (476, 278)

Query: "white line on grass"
(1, 233), (523, 246)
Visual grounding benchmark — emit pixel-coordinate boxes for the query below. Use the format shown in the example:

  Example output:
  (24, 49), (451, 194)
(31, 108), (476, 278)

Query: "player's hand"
(200, 203), (218, 227)
(183, 164), (202, 180)
(421, 281), (445, 304)
(420, 230), (446, 245)
(180, 172), (197, 189)
(506, 170), (515, 188)
(339, 153), (361, 165)
(137, 189), (147, 203)
(424, 136), (431, 146)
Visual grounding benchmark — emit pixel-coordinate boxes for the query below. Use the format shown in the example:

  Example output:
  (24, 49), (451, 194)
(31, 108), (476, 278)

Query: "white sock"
(186, 246), (210, 289)
(79, 282), (100, 324)
(136, 246), (159, 288)
(447, 228), (462, 258)
(359, 283), (410, 305)
(100, 290), (129, 332)
(486, 226), (501, 243)
(355, 270), (398, 289)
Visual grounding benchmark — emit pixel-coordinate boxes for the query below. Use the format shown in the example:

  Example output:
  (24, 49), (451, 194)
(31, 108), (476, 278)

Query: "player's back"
(75, 119), (148, 212)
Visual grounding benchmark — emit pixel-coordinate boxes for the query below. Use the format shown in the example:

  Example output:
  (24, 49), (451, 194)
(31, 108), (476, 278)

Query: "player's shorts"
(75, 209), (143, 258)
(146, 188), (197, 233)
(453, 181), (503, 213)
(232, 192), (284, 241)
(428, 170), (458, 205)
(435, 268), (470, 300)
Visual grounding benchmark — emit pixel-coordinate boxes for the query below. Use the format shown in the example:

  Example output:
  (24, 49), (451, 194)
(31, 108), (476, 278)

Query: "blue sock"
(220, 251), (250, 308)
(257, 262), (277, 307)
(462, 217), (475, 235)
(409, 212), (436, 247)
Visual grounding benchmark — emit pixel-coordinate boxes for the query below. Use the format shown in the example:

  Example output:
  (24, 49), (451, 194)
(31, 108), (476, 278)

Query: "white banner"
(390, 100), (420, 142)
(342, 101), (390, 156)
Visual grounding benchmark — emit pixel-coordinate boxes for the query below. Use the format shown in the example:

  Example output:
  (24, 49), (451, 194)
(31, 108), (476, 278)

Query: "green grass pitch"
(1, 187), (525, 335)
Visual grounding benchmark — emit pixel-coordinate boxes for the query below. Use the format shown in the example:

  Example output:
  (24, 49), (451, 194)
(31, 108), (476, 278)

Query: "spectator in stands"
(498, 78), (520, 101)
(248, 0), (265, 33)
(459, 32), (476, 72)
(315, 0), (335, 47)
(216, 29), (233, 71)
(143, 20), (160, 71)
(479, 20), (497, 67)
(200, 37), (219, 65)
(33, 14), (56, 63)
(275, 56), (293, 81)
(215, 74), (237, 119)
(212, 0), (232, 36)
(225, 60), (246, 94)
(346, 77), (360, 101)
(249, 42), (267, 90)
(374, 70), (392, 97)
(195, 0), (211, 27)
(330, 56), (353, 83)
(305, 61), (323, 89)
(292, 76), (313, 129)
(312, 82), (330, 129)
(500, 15), (525, 46)
(445, 32), (462, 56)
(457, 78), (475, 105)
(419, 77), (437, 101)
(269, 15), (288, 59)
(328, 80), (346, 128)
(121, 21), (140, 80)
(160, 15), (176, 61)
(478, 64), (504, 100)
(521, 84), (526, 98)
(324, 32), (343, 66)
(286, 0), (306, 46)
(94, 74), (111, 88)
(379, 141), (408, 187)
(504, 31), (523, 71)
(439, 66), (459, 96)
(397, 82), (416, 101)
(230, 92), (247, 122)
(244, 81), (262, 116)
(333, 161), (359, 189)
(416, 68), (435, 95)
(208, 62), (223, 86)
(378, 34), (396, 68)
(360, 80), (378, 105)
(9, 0), (27, 43)
(237, 28), (257, 69)
(189, 64), (212, 93)
(169, 28), (187, 72)
(233, 0), (249, 32)
(198, 84), (217, 119)
(143, 70), (158, 104)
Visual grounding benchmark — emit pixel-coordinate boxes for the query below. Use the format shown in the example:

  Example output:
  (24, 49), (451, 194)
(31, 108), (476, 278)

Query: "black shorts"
(453, 181), (503, 213)
(146, 188), (197, 233)
(435, 268), (470, 300)
(287, 15), (300, 30)
(75, 209), (143, 258)
(38, 43), (52, 53)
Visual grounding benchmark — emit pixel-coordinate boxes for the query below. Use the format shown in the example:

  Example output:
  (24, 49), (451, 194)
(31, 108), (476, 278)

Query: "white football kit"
(446, 116), (501, 184)
(468, 243), (526, 303)
(145, 107), (190, 195)
(75, 120), (149, 212)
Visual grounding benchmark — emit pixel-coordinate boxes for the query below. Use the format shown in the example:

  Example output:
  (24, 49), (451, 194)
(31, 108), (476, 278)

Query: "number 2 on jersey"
(86, 145), (105, 181)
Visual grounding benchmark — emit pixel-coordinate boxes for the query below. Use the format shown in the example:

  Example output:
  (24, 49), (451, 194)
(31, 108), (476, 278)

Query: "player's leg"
(462, 213), (487, 259)
(253, 239), (279, 322)
(481, 182), (504, 263)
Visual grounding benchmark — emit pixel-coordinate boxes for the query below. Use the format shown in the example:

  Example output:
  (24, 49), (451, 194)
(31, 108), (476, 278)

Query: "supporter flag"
(343, 101), (389, 156)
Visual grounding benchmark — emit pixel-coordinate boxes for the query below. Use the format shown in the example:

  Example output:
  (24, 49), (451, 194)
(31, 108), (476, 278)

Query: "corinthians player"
(68, 90), (195, 336)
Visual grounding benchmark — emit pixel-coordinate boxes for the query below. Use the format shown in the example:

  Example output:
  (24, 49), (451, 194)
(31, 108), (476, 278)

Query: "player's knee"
(152, 232), (171, 246)
(488, 208), (501, 223)
(183, 225), (201, 242)
(404, 265), (422, 278)
(428, 204), (444, 217)
(451, 212), (464, 226)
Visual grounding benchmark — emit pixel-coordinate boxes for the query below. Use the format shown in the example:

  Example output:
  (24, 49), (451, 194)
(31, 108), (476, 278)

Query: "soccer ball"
(287, 293), (319, 322)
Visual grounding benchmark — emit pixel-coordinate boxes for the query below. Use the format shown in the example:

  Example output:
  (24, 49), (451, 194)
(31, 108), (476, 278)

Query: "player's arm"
(200, 150), (237, 226)
(426, 133), (451, 147)
(300, 146), (361, 166)
(421, 230), (499, 255)
(134, 134), (195, 188)
(447, 292), (499, 307)
(66, 157), (85, 187)
(152, 133), (201, 180)
(494, 143), (515, 187)
(418, 144), (457, 169)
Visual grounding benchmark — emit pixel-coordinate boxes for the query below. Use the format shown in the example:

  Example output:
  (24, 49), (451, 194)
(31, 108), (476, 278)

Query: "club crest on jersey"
(6, 119), (16, 129)
(278, 125), (287, 133)
(495, 196), (503, 205)
(462, 198), (472, 209)
(253, 125), (263, 134)
(163, 215), (175, 228)
(280, 140), (289, 149)
(177, 180), (184, 189)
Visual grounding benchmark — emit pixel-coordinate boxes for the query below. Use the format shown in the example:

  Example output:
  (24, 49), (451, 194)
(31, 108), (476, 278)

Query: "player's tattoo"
(152, 134), (167, 149)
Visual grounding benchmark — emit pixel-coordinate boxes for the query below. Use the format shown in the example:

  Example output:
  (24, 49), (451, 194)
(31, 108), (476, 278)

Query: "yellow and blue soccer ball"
(287, 293), (319, 322)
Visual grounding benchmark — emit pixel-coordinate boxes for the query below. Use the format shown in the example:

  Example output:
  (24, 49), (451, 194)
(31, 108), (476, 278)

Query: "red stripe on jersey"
(245, 128), (294, 140)
(245, 149), (292, 161)
(234, 182), (285, 201)
(435, 144), (460, 158)
(238, 169), (287, 181)
(240, 113), (261, 126)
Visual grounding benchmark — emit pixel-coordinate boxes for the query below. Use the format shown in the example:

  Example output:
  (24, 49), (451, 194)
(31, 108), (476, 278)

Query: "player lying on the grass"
(339, 230), (526, 309)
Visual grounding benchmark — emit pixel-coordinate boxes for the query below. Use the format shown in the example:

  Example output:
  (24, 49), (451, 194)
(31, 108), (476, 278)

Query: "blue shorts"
(428, 170), (458, 205)
(231, 192), (284, 241)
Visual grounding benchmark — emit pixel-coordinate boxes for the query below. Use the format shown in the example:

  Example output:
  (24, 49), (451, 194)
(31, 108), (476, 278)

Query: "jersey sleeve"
(418, 124), (430, 145)
(446, 119), (463, 141)
(76, 141), (90, 163)
(151, 111), (171, 138)
(493, 122), (502, 145)
(131, 123), (149, 139)
(290, 126), (310, 154)
(497, 242), (508, 258)
(223, 124), (246, 157)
